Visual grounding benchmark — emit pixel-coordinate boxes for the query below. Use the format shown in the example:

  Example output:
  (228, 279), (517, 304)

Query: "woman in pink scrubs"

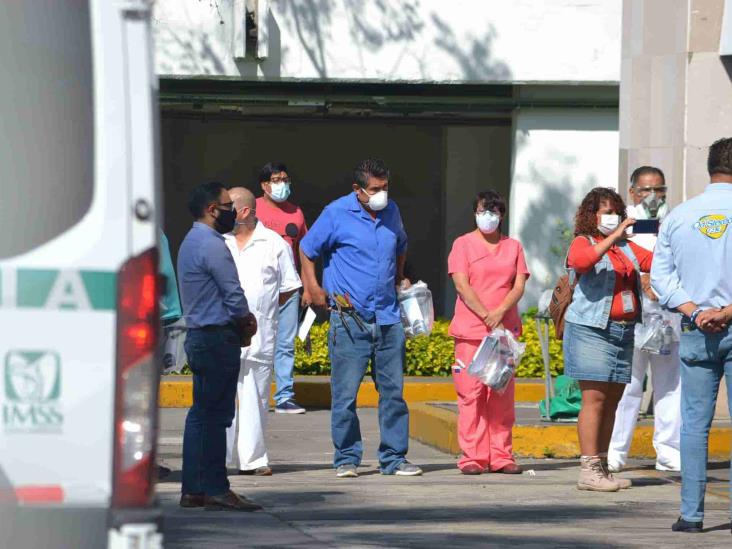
(448, 190), (530, 475)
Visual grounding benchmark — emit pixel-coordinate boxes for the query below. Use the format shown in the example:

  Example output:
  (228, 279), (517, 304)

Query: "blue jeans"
(273, 291), (299, 405)
(678, 326), (732, 522)
(181, 326), (240, 496)
(328, 312), (409, 474)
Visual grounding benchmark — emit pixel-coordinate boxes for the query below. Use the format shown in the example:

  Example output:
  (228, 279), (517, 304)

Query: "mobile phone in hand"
(632, 219), (659, 234)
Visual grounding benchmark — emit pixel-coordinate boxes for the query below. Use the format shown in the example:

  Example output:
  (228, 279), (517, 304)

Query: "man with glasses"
(177, 181), (260, 511)
(607, 166), (681, 474)
(256, 162), (308, 414)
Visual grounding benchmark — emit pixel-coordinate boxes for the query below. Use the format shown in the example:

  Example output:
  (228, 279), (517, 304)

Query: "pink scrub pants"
(452, 338), (516, 472)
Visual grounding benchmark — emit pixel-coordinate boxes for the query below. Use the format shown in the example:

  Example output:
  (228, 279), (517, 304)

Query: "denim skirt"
(563, 320), (635, 384)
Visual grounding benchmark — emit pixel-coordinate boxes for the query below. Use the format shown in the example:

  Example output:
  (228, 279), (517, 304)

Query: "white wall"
(153, 0), (621, 83)
(509, 109), (619, 311)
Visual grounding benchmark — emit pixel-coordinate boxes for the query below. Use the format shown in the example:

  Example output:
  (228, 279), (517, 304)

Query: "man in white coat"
(607, 166), (681, 473)
(225, 187), (302, 475)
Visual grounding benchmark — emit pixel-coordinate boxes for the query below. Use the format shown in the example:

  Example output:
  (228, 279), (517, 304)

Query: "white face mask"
(598, 214), (620, 236)
(476, 211), (500, 234)
(268, 182), (291, 203)
(360, 188), (388, 211)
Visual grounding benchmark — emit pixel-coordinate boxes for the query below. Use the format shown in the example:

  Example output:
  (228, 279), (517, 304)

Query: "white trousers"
(225, 358), (273, 470)
(608, 345), (681, 469)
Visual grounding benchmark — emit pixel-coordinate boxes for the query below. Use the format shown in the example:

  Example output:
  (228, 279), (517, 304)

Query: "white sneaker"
(606, 460), (623, 474)
(391, 461), (423, 476)
(336, 464), (358, 478)
(655, 462), (680, 472)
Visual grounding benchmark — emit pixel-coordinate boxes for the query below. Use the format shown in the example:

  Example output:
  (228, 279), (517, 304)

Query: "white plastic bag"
(397, 280), (435, 338)
(467, 328), (526, 393)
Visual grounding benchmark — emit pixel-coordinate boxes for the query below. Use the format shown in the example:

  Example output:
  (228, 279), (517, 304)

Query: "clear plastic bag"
(162, 317), (188, 374)
(467, 328), (526, 393)
(397, 280), (435, 338)
(638, 313), (675, 355)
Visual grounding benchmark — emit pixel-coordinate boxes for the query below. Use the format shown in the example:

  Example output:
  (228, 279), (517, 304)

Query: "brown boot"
(600, 456), (631, 489)
(577, 456), (620, 492)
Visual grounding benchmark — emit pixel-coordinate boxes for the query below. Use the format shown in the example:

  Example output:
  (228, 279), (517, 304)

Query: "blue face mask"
(268, 182), (291, 203)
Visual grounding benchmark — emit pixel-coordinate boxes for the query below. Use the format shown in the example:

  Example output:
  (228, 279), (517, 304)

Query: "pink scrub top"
(448, 232), (530, 340)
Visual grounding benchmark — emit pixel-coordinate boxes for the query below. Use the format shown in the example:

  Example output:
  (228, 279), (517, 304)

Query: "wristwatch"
(689, 308), (702, 324)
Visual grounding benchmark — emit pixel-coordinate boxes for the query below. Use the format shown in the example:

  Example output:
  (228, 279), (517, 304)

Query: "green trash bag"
(539, 375), (581, 421)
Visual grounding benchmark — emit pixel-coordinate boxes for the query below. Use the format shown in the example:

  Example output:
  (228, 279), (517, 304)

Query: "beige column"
(619, 0), (732, 203)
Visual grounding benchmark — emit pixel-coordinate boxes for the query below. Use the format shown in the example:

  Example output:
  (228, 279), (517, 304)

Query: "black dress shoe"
(179, 493), (204, 508)
(671, 517), (703, 533)
(204, 490), (262, 512)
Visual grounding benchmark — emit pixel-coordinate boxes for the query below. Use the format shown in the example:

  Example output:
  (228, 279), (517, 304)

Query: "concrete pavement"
(157, 408), (731, 548)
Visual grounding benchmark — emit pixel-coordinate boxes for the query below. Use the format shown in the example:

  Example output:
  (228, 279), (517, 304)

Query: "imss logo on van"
(3, 350), (63, 432)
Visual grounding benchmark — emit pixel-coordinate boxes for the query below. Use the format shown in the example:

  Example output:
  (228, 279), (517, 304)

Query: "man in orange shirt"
(255, 162), (308, 414)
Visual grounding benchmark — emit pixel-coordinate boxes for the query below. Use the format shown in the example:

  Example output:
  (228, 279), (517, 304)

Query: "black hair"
(473, 190), (506, 216)
(630, 166), (665, 187)
(354, 159), (390, 187)
(188, 181), (226, 219)
(258, 161), (288, 183)
(707, 137), (732, 176)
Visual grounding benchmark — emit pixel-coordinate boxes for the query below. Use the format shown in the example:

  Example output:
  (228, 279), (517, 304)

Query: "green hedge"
(295, 313), (564, 378)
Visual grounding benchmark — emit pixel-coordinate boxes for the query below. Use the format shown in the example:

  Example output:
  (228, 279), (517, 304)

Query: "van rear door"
(0, 1), (161, 547)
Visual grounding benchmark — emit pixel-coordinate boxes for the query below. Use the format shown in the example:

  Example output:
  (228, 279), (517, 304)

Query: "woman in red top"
(563, 187), (653, 492)
(448, 190), (530, 475)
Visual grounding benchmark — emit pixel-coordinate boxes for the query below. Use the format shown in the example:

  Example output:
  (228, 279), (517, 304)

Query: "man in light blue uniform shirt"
(177, 181), (260, 511)
(300, 159), (422, 478)
(651, 138), (732, 534)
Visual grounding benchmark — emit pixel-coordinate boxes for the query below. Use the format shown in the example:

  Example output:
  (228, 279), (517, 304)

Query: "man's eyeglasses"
(217, 201), (235, 211)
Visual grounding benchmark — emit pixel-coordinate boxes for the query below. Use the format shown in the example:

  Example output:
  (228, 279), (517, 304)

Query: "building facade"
(153, 0), (622, 315)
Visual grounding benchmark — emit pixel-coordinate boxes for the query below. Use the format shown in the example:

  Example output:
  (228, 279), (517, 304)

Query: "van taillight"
(112, 247), (160, 508)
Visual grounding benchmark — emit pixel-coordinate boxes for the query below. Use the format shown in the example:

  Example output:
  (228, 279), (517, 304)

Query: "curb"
(158, 377), (546, 408)
(408, 402), (732, 460)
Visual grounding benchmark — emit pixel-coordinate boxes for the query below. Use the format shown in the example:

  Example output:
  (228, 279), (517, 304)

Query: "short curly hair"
(708, 137), (732, 176)
(573, 187), (627, 237)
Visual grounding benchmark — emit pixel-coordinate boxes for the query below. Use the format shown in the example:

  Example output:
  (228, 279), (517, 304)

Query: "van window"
(0, 1), (94, 259)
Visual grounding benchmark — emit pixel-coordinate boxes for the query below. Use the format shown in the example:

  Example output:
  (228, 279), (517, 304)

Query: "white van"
(0, 1), (162, 547)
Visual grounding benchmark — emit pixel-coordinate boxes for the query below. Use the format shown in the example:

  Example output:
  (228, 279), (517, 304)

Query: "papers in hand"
(297, 307), (317, 341)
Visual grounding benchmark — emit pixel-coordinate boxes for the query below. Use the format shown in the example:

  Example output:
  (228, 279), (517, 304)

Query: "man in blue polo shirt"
(651, 137), (732, 534)
(300, 159), (422, 478)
